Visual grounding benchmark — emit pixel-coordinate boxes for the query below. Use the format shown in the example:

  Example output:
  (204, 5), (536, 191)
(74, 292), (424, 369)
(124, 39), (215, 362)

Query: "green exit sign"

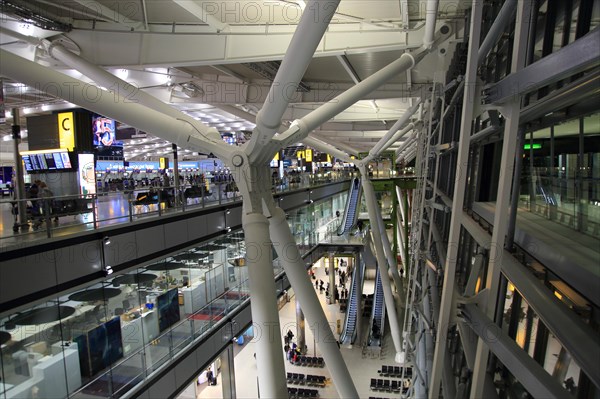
(524, 143), (542, 150)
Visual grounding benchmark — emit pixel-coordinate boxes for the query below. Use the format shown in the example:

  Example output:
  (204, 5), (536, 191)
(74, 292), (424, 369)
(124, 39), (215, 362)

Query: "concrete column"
(220, 344), (236, 399)
(328, 252), (336, 305)
(296, 300), (306, 353)
(11, 108), (28, 231)
(172, 143), (180, 207)
(242, 213), (288, 399)
(269, 207), (358, 398)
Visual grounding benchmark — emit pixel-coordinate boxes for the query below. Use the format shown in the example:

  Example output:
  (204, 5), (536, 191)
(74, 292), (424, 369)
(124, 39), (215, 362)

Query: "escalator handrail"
(337, 178), (361, 235)
(339, 255), (365, 344)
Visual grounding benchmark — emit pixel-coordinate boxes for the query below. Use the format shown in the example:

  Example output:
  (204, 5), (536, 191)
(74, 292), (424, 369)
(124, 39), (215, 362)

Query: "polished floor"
(178, 258), (405, 399)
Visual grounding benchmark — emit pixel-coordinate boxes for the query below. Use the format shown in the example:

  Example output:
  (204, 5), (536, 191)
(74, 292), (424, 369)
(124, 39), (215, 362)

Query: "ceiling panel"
(303, 56), (354, 83)
(346, 50), (408, 83)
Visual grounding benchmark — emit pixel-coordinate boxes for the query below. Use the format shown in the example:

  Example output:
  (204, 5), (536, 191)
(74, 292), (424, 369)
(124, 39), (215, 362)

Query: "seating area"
(183, 186), (211, 199)
(369, 378), (408, 394)
(287, 372), (326, 387)
(287, 387), (319, 398)
(133, 190), (174, 206)
(377, 365), (413, 378)
(292, 356), (324, 367)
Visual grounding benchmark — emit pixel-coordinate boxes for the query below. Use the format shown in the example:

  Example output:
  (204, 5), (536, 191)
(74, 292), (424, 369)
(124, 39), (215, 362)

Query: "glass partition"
(521, 113), (600, 238)
(0, 192), (346, 398)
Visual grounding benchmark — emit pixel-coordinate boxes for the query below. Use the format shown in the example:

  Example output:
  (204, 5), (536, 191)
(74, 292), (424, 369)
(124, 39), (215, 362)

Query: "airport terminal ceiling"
(0, 0), (467, 163)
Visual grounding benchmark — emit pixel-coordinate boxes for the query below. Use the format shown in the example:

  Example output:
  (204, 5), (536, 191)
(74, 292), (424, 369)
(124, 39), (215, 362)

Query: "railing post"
(44, 200), (52, 238)
(157, 191), (162, 217)
(92, 196), (98, 229)
(128, 198), (133, 222)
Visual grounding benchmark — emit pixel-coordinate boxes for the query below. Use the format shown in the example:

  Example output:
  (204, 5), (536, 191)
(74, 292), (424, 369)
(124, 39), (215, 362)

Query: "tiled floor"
(187, 257), (406, 399)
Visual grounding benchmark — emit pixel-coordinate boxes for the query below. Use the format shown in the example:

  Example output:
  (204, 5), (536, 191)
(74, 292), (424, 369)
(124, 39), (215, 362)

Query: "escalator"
(339, 254), (365, 345)
(368, 266), (386, 347)
(338, 178), (362, 235)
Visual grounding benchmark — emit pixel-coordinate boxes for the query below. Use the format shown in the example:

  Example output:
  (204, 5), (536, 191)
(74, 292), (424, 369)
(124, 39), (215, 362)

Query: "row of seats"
(287, 372), (326, 387)
(292, 356), (324, 367)
(369, 378), (409, 393)
(288, 387), (319, 398)
(378, 365), (413, 378)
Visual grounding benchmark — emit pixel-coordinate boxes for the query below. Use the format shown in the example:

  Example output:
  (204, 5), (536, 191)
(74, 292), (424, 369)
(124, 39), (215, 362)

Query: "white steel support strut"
(470, 1), (532, 397)
(428, 1), (484, 397)
(358, 164), (404, 361)
(246, 0), (339, 162)
(275, 26), (453, 148)
(268, 207), (359, 397)
(242, 212), (288, 398)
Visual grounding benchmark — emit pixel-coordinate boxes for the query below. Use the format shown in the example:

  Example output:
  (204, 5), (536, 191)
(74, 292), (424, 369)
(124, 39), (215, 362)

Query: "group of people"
(313, 258), (352, 304)
(284, 329), (303, 363)
(13, 179), (56, 229)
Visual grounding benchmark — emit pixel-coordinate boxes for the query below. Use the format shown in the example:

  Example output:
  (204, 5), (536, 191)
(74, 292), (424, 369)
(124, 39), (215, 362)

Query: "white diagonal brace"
(365, 99), (421, 161)
(246, 0), (340, 162)
(0, 50), (224, 158)
(41, 39), (225, 155)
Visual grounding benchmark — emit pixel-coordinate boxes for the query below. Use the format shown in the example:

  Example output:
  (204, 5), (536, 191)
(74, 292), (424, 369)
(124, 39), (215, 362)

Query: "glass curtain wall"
(521, 112), (600, 238)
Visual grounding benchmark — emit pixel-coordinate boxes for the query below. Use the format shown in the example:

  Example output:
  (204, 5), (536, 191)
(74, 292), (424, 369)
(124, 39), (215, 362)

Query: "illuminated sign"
(523, 143), (542, 150)
(78, 153), (96, 195)
(305, 149), (313, 162)
(58, 112), (75, 150)
(159, 157), (169, 169)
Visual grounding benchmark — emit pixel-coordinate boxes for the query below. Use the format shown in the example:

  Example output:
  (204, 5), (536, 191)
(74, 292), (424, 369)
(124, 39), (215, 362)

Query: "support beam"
(501, 250), (600, 388)
(366, 100), (421, 160)
(359, 165), (403, 361)
(462, 304), (571, 399)
(483, 26), (600, 104)
(172, 0), (229, 32)
(72, 0), (143, 29)
(269, 208), (359, 398)
(246, 0), (339, 161)
(336, 54), (380, 112)
(428, 1), (483, 396)
(243, 213), (288, 399)
(471, 1), (531, 396)
(423, 0), (439, 48)
(0, 49), (225, 158)
(477, 0), (518, 65)
(220, 344), (237, 399)
(41, 39), (222, 150)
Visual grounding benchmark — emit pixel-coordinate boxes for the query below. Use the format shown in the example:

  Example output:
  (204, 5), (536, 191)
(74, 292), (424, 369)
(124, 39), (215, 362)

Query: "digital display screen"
(22, 151), (74, 172)
(92, 116), (122, 147)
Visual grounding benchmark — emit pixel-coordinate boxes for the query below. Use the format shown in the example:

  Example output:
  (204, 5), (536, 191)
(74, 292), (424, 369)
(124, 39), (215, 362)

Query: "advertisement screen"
(92, 116), (122, 147)
(78, 153), (96, 195)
